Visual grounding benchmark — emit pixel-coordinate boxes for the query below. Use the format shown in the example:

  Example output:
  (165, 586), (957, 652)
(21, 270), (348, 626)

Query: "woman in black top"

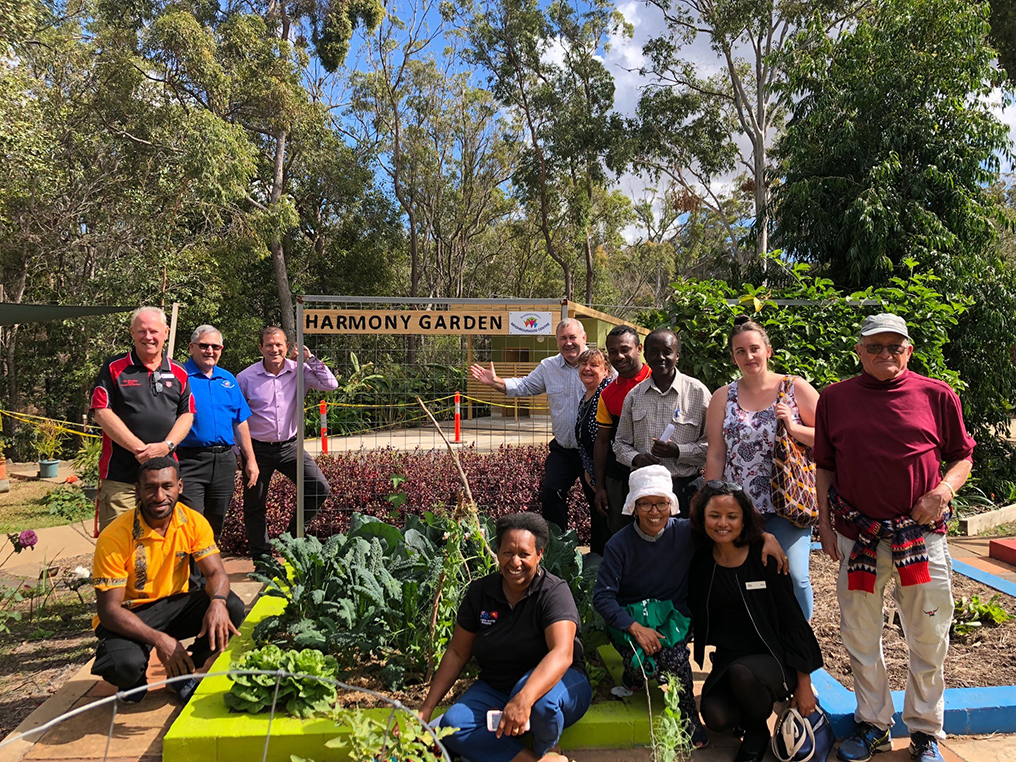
(688, 481), (823, 762)
(419, 513), (591, 762)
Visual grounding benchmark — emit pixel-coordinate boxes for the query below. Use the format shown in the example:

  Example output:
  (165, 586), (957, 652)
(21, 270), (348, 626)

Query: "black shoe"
(118, 676), (147, 703)
(734, 744), (766, 762)
(734, 728), (769, 762)
(168, 675), (200, 703)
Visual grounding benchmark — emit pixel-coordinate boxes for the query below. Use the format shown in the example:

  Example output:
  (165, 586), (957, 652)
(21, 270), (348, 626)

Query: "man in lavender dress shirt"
(237, 327), (339, 560)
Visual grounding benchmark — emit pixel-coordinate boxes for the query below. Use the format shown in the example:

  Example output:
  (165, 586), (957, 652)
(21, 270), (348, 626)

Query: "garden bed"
(810, 550), (1016, 690)
(215, 448), (594, 555)
(163, 592), (655, 762)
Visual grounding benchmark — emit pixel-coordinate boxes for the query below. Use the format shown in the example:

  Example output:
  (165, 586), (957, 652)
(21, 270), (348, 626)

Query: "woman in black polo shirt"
(419, 513), (591, 762)
(688, 481), (823, 762)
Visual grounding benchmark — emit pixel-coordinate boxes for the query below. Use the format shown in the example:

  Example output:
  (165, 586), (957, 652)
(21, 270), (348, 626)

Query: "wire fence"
(0, 670), (452, 762)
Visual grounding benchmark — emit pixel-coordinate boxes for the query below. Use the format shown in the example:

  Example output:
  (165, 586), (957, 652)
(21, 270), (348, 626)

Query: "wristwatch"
(165, 440), (176, 453)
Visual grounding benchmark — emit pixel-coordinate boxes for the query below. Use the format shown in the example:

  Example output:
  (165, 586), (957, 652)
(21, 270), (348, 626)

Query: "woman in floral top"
(704, 316), (820, 619)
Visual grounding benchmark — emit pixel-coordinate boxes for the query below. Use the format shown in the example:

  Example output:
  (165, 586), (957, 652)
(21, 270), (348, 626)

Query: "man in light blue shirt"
(470, 319), (604, 530)
(177, 325), (258, 541)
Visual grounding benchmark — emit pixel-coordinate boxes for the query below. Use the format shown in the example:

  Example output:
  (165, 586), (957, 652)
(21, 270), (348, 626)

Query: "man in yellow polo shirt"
(91, 456), (244, 702)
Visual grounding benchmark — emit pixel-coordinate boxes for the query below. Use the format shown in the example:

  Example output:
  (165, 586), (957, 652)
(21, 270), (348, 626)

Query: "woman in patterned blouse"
(703, 316), (820, 619)
(574, 348), (612, 555)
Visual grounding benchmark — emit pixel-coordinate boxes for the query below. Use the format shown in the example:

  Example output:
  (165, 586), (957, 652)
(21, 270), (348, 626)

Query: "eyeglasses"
(861, 343), (907, 356)
(197, 342), (223, 351)
(150, 369), (164, 395)
(634, 500), (671, 513)
(705, 480), (744, 493)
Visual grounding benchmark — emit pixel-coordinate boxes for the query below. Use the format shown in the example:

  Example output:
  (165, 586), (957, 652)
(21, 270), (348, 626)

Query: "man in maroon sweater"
(814, 314), (974, 762)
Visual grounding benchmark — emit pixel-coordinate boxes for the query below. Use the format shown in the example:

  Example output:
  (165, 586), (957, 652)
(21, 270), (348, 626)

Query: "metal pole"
(319, 400), (328, 454)
(295, 299), (304, 539)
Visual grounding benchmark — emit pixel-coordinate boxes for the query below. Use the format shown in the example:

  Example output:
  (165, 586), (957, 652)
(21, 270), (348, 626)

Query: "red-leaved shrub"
(217, 446), (592, 555)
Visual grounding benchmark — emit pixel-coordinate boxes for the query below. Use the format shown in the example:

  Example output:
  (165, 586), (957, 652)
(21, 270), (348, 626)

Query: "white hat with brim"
(622, 464), (680, 516)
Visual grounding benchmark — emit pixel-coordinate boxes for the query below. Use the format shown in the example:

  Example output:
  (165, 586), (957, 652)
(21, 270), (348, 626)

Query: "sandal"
(692, 725), (709, 749)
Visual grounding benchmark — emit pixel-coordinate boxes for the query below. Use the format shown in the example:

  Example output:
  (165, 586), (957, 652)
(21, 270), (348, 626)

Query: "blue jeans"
(439, 668), (592, 762)
(764, 514), (814, 620)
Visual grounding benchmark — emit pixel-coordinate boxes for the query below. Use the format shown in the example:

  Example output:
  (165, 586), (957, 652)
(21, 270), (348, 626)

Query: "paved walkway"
(303, 415), (553, 455)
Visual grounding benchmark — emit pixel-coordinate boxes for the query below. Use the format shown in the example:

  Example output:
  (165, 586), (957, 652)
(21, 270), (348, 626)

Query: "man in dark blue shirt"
(177, 325), (258, 541)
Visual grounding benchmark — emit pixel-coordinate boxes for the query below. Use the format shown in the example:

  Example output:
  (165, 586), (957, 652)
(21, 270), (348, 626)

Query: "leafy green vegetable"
(224, 645), (339, 718)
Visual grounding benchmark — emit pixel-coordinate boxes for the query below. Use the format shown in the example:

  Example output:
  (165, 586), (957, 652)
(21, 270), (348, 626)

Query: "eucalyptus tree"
(110, 0), (384, 336)
(0, 0), (261, 417)
(633, 0), (862, 263)
(466, 0), (629, 301)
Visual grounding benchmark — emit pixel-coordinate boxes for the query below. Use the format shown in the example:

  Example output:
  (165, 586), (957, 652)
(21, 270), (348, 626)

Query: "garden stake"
(261, 670), (284, 762)
(415, 396), (496, 564)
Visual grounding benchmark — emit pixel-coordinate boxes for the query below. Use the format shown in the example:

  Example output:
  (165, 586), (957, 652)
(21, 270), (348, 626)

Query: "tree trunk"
(584, 227), (594, 305)
(270, 130), (294, 337)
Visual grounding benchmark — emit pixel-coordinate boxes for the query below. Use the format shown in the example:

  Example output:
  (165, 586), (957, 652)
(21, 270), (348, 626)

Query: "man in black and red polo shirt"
(593, 325), (650, 540)
(90, 306), (195, 533)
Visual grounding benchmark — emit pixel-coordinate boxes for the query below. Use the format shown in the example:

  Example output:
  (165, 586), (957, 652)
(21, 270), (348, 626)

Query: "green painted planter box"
(164, 592), (663, 761)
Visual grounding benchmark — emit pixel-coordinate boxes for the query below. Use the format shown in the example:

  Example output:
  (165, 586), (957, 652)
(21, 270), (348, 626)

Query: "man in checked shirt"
(613, 328), (709, 517)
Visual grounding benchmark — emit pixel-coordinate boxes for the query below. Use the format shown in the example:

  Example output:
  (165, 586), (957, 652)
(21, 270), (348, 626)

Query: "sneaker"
(909, 732), (944, 762)
(837, 722), (892, 762)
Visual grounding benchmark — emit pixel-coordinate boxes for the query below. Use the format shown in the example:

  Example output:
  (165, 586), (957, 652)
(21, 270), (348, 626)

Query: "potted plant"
(72, 438), (102, 499)
(36, 420), (62, 479)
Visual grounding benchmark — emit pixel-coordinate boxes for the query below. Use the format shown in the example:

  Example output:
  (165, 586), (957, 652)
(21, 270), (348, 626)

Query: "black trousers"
(92, 589), (245, 691)
(542, 440), (595, 538)
(178, 448), (237, 540)
(242, 438), (330, 559)
(701, 654), (790, 751)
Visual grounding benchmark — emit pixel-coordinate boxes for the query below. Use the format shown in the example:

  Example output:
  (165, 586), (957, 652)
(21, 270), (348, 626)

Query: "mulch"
(0, 552), (97, 739)
(810, 550), (1016, 690)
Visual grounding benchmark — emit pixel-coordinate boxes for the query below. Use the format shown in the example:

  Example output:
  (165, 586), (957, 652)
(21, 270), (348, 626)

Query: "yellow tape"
(0, 409), (101, 439)
(458, 394), (550, 411)
(306, 396), (552, 414)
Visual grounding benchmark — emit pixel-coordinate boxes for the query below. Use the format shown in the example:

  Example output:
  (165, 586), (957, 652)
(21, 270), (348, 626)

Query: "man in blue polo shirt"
(177, 325), (259, 542)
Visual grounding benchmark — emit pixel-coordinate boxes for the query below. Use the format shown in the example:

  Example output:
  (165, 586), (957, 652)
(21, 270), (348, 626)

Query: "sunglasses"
(196, 342), (223, 351)
(151, 369), (164, 395)
(705, 480), (744, 493)
(861, 343), (907, 356)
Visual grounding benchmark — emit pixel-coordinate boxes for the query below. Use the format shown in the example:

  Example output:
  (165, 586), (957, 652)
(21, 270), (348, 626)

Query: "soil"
(0, 552), (96, 739)
(331, 650), (615, 710)
(810, 551), (1016, 690)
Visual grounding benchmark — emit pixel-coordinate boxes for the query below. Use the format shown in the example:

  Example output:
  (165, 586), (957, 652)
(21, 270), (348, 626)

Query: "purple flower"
(9, 529), (39, 553)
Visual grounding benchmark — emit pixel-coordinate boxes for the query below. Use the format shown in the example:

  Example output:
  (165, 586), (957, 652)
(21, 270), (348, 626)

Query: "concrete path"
(303, 415), (553, 455)
(0, 519), (96, 578)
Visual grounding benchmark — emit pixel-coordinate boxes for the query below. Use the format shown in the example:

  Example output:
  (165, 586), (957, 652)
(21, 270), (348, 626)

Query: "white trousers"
(836, 531), (953, 739)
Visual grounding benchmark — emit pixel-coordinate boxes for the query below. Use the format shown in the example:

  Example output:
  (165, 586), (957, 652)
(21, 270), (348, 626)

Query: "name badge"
(480, 610), (499, 626)
(745, 580), (766, 591)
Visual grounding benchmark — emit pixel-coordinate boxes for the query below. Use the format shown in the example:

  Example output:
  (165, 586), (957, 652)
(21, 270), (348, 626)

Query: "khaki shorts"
(97, 479), (137, 532)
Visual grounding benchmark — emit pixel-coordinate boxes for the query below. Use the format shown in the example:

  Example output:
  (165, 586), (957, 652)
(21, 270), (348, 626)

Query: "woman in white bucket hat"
(593, 464), (707, 746)
(594, 466), (791, 750)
